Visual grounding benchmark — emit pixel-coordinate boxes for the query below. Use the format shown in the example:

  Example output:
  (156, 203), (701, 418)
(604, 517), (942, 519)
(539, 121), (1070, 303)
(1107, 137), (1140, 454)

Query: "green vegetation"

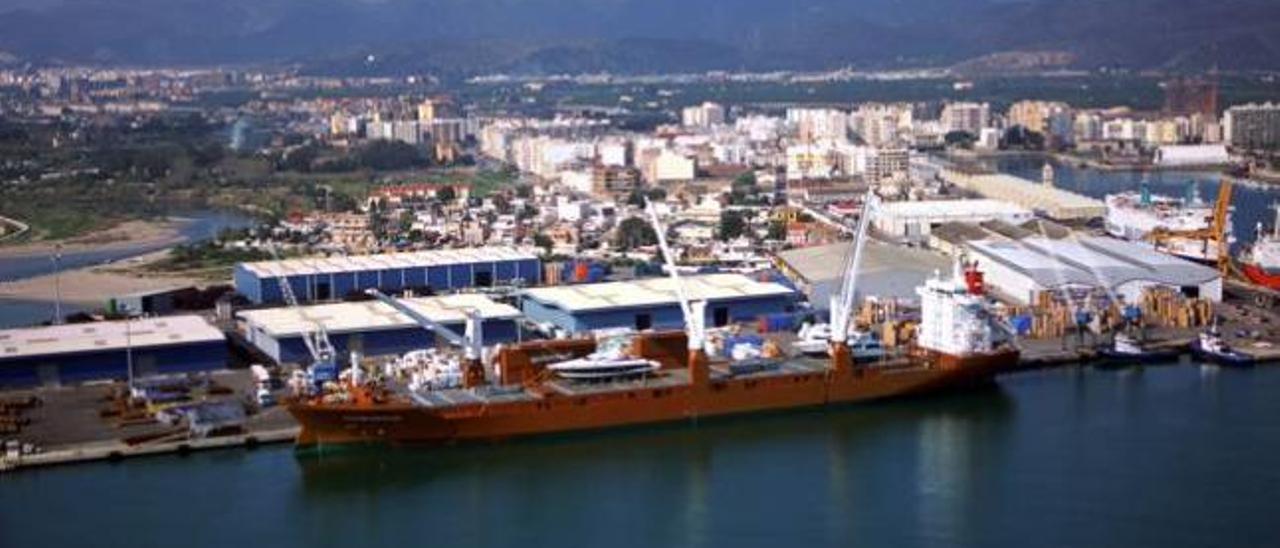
(944, 130), (976, 149)
(614, 217), (657, 251)
(149, 240), (272, 272)
(1002, 126), (1046, 151)
(536, 74), (1280, 114)
(728, 173), (769, 206)
(469, 167), (520, 198)
(533, 233), (554, 254)
(767, 220), (788, 241)
(625, 187), (667, 207)
(718, 210), (748, 241)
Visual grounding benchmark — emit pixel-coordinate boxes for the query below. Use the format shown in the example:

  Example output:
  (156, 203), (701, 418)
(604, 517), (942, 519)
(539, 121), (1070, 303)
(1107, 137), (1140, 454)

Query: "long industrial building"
(939, 167), (1106, 220)
(237, 294), (522, 364)
(775, 240), (950, 308)
(874, 199), (1034, 244)
(521, 273), (797, 334)
(0, 316), (228, 388)
(234, 247), (541, 305)
(965, 236), (1222, 305)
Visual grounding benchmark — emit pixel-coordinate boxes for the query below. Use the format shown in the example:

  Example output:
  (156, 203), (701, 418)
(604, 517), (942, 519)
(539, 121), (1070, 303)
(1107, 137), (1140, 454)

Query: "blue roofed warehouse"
(0, 316), (229, 388)
(520, 273), (797, 335)
(233, 247), (541, 305)
(236, 294), (523, 365)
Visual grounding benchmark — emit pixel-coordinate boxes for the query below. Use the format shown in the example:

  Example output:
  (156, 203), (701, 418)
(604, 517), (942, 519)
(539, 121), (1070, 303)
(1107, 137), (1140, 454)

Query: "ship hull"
(1241, 263), (1280, 290)
(287, 349), (1018, 447)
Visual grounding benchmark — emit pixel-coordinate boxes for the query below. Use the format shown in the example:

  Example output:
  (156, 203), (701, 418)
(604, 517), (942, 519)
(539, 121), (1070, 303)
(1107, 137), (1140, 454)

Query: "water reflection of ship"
(297, 388), (1015, 498)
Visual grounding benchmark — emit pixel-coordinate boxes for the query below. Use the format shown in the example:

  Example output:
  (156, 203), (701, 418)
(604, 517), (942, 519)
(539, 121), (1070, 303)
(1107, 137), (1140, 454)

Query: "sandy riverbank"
(0, 219), (185, 259)
(0, 249), (207, 304)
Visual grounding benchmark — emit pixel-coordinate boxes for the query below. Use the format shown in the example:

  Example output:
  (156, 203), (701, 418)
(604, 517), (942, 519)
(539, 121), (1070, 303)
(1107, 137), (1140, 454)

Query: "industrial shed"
(874, 199), (1033, 244)
(0, 316), (228, 388)
(940, 168), (1106, 220)
(775, 240), (951, 309)
(237, 294), (522, 364)
(965, 236), (1222, 305)
(233, 247), (541, 305)
(521, 273), (797, 334)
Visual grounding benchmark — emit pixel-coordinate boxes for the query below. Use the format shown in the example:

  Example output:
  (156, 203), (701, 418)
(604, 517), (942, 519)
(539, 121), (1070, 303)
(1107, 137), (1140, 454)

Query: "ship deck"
(393, 353), (913, 409)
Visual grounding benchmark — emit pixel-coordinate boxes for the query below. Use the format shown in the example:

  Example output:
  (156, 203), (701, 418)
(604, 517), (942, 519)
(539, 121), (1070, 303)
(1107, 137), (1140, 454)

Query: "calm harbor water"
(3, 364), (1279, 548)
(994, 157), (1280, 242)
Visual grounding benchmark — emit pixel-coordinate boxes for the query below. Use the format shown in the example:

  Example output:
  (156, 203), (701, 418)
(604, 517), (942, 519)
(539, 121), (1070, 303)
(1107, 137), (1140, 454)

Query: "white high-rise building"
(1224, 103), (1280, 150)
(940, 102), (990, 134)
(854, 103), (914, 147)
(788, 108), (850, 143)
(681, 102), (727, 128)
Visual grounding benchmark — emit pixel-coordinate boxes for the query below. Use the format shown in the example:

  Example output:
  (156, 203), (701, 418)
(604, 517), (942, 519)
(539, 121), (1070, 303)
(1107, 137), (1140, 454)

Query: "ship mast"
(644, 198), (709, 387)
(829, 189), (880, 375)
(365, 289), (486, 388)
(1273, 203), (1279, 240)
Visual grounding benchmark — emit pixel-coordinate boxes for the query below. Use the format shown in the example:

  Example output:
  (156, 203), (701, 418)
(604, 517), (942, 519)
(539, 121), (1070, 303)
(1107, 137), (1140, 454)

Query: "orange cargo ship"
(286, 261), (1021, 447)
(288, 342), (1017, 447)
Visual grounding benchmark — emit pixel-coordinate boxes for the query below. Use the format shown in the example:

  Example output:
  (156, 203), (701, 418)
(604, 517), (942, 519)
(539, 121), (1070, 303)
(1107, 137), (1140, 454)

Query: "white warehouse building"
(875, 199), (1034, 244)
(1153, 144), (1230, 167)
(964, 236), (1222, 306)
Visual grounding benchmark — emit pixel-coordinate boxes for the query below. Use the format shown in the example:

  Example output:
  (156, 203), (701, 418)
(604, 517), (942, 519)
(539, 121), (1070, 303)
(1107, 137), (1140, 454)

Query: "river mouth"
(0, 210), (256, 282)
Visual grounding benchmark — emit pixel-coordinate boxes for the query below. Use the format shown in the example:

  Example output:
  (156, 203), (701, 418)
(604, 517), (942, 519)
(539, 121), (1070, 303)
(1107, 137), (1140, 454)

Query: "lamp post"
(125, 314), (135, 390)
(52, 244), (63, 324)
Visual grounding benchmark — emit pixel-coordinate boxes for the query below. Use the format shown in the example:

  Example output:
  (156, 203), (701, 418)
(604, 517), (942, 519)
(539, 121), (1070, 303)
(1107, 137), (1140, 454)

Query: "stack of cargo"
(1140, 287), (1214, 329)
(1003, 292), (1116, 339)
(562, 261), (607, 284)
(856, 299), (903, 328)
(544, 262), (566, 285)
(996, 286), (1214, 339)
(879, 321), (916, 348)
(0, 396), (38, 436)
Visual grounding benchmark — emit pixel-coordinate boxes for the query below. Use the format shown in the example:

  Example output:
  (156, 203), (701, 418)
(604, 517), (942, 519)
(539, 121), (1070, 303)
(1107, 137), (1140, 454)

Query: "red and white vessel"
(1240, 205), (1280, 290)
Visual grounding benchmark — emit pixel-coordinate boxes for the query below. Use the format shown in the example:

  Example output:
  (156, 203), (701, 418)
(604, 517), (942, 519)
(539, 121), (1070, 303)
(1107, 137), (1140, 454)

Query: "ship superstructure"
(917, 261), (1003, 361)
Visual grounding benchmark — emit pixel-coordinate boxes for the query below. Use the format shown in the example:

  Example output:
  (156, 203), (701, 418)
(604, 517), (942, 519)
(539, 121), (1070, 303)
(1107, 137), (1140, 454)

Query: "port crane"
(1145, 179), (1233, 277)
(828, 189), (881, 374)
(644, 198), (709, 384)
(364, 289), (487, 388)
(271, 248), (338, 385)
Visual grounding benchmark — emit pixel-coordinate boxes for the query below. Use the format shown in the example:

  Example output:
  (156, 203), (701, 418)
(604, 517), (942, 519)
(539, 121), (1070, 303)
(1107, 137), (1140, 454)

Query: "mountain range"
(1, 0), (1278, 74)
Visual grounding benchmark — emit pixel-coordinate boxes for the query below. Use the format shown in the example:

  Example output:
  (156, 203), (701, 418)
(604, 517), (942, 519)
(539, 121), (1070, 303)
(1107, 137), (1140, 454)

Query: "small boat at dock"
(1096, 333), (1182, 365)
(1190, 328), (1255, 367)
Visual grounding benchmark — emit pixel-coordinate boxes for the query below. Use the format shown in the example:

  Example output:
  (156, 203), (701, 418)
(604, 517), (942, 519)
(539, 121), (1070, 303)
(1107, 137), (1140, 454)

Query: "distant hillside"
(1, 0), (1278, 73)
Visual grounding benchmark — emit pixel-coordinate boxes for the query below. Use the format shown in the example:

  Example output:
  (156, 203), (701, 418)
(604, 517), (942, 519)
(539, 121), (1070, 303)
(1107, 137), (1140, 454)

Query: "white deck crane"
(644, 198), (710, 385)
(271, 248), (338, 385)
(364, 289), (487, 388)
(828, 189), (880, 374)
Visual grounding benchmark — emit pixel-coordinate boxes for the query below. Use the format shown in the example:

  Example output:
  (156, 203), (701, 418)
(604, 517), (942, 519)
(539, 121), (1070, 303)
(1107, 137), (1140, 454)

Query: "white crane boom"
(830, 190), (880, 344)
(365, 289), (483, 360)
(644, 198), (705, 349)
(271, 247), (335, 366)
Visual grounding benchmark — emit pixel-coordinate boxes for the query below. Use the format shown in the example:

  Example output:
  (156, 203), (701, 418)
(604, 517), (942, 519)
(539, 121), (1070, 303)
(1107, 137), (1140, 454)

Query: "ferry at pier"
(1104, 183), (1229, 264)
